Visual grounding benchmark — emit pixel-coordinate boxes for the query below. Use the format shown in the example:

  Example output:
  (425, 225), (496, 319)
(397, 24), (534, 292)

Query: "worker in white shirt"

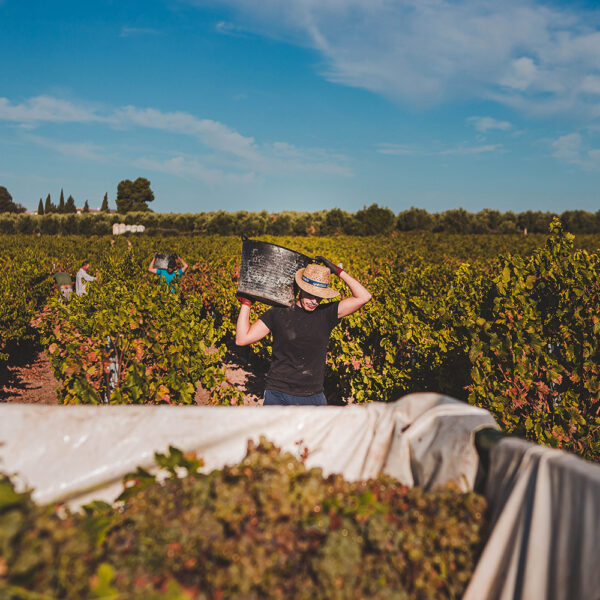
(76, 260), (97, 296)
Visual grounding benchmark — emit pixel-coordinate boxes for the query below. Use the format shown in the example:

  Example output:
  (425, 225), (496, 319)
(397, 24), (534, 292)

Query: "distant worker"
(53, 271), (73, 301)
(235, 256), (371, 406)
(148, 253), (188, 291)
(76, 260), (97, 296)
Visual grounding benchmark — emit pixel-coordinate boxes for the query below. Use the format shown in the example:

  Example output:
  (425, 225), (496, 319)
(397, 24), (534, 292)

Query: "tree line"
(36, 190), (98, 215)
(1, 177), (154, 216)
(34, 177), (153, 215)
(2, 177), (600, 235)
(2, 203), (600, 236)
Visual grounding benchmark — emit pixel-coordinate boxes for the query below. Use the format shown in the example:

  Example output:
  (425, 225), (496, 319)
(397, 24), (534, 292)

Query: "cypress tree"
(44, 194), (54, 214)
(101, 192), (109, 212)
(83, 200), (90, 213)
(37, 198), (44, 215)
(58, 189), (65, 213)
(65, 194), (77, 213)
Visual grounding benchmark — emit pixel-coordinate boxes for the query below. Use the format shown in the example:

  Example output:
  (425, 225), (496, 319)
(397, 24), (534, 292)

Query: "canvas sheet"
(463, 437), (600, 600)
(0, 393), (496, 508)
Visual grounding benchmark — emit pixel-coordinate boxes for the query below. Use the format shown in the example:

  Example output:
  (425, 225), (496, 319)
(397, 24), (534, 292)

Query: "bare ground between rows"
(0, 345), (59, 405)
(0, 344), (264, 406)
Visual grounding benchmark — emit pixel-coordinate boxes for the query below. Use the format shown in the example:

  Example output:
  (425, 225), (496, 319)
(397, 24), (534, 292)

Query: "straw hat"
(295, 263), (340, 299)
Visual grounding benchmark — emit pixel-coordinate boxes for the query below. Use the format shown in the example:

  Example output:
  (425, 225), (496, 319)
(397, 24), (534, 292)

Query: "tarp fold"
(0, 393), (495, 508)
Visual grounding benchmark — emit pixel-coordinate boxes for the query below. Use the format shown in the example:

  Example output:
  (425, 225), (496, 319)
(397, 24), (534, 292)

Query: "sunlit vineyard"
(2, 222), (600, 460)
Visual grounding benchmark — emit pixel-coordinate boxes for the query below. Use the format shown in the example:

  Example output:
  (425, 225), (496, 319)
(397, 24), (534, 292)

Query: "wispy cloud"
(25, 134), (106, 161)
(551, 132), (600, 169)
(112, 105), (259, 159)
(137, 142), (352, 184)
(265, 141), (351, 175)
(376, 143), (419, 156)
(0, 96), (260, 160)
(194, 0), (600, 121)
(0, 96), (103, 125)
(552, 133), (582, 163)
(499, 57), (540, 92)
(580, 75), (600, 96)
(214, 21), (246, 37)
(467, 116), (512, 133)
(134, 156), (257, 185)
(439, 144), (503, 156)
(376, 141), (502, 157)
(120, 26), (162, 38)
(0, 95), (353, 182)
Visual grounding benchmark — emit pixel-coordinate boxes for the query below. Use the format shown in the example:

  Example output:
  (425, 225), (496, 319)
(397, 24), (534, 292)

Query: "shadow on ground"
(0, 342), (59, 404)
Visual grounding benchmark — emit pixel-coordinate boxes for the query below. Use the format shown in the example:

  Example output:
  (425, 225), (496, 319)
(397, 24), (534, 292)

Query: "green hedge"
(2, 206), (600, 236)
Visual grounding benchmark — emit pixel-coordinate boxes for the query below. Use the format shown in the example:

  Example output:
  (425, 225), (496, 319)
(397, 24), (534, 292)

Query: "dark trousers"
(263, 389), (327, 406)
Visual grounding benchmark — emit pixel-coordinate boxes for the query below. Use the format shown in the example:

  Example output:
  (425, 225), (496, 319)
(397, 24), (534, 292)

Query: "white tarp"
(3, 392), (600, 599)
(0, 393), (496, 508)
(463, 437), (600, 600)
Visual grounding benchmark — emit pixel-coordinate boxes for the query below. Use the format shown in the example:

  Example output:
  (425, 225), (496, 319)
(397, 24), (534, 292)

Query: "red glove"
(314, 256), (343, 276)
(237, 295), (253, 308)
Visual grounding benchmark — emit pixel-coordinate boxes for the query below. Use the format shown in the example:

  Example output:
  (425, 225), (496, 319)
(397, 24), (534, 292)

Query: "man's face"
(82, 263), (90, 271)
(299, 290), (322, 311)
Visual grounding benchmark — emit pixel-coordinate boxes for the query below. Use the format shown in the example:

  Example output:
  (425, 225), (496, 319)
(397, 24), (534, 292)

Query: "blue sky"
(1, 0), (600, 214)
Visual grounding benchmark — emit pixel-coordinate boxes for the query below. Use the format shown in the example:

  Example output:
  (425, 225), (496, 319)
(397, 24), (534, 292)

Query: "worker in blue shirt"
(148, 253), (188, 290)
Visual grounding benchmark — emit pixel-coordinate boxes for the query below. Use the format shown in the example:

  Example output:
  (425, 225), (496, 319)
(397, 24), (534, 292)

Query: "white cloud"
(439, 144), (503, 156)
(581, 75), (600, 95)
(551, 132), (600, 169)
(499, 57), (538, 91)
(271, 141), (304, 158)
(120, 27), (161, 37)
(257, 142), (352, 177)
(468, 116), (512, 133)
(376, 141), (502, 157)
(134, 156), (257, 185)
(112, 106), (259, 159)
(552, 132), (582, 162)
(25, 134), (106, 161)
(265, 141), (351, 174)
(193, 0), (600, 120)
(376, 143), (419, 156)
(136, 143), (352, 182)
(0, 96), (102, 125)
(0, 95), (352, 181)
(587, 149), (600, 162)
(215, 21), (245, 36)
(0, 97), (259, 160)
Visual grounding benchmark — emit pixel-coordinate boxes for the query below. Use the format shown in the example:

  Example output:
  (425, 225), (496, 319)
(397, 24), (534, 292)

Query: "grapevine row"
(1, 227), (599, 459)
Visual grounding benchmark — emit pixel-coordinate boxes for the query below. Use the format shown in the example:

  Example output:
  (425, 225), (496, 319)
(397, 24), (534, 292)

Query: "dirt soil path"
(0, 349), (59, 404)
(1, 347), (264, 406)
(194, 346), (264, 406)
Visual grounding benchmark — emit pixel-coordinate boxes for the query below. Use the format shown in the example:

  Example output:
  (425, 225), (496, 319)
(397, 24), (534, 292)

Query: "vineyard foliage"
(37, 252), (241, 405)
(1, 224), (600, 458)
(0, 438), (487, 599)
(0, 249), (52, 362)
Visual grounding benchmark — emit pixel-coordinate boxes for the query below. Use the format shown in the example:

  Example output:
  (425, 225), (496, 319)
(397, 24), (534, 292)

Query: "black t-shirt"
(259, 301), (340, 395)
